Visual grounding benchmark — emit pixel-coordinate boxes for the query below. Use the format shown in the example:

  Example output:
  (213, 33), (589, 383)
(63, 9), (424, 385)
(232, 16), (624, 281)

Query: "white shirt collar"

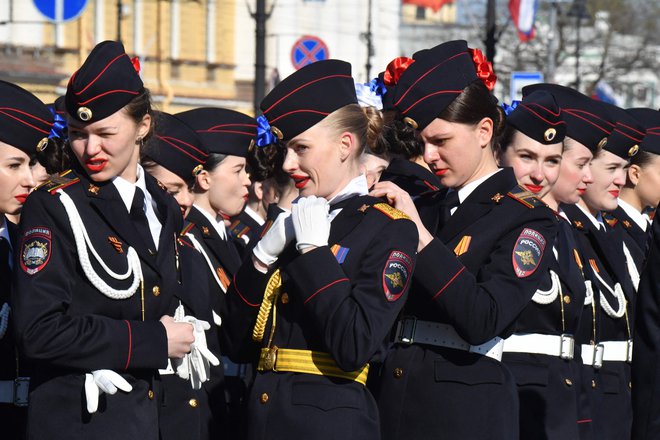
(576, 203), (606, 231)
(557, 208), (571, 224)
(617, 198), (648, 231)
(327, 174), (369, 221)
(193, 203), (228, 240)
(456, 169), (502, 205)
(0, 217), (10, 248)
(244, 205), (265, 226)
(112, 164), (149, 213)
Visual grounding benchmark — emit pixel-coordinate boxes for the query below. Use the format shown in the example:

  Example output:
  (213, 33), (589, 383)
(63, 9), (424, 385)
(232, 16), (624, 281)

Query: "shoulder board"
(507, 185), (547, 209)
(36, 170), (80, 195)
(181, 221), (196, 236)
(371, 203), (410, 220)
(229, 219), (251, 238)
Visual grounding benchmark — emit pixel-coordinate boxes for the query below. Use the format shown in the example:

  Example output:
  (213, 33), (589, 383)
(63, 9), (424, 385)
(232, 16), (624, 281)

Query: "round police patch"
(20, 227), (52, 275)
(512, 228), (546, 278)
(382, 250), (412, 302)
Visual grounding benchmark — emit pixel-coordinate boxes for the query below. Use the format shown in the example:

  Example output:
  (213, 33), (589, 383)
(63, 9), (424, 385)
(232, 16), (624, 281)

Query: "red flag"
(402, 0), (454, 13)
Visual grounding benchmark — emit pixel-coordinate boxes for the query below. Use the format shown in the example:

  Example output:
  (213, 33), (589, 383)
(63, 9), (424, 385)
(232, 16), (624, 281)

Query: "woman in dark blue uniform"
(371, 40), (558, 440)
(141, 111), (225, 440)
(608, 108), (660, 278)
(223, 59), (418, 440)
(175, 107), (256, 437)
(496, 90), (590, 439)
(11, 41), (215, 440)
(529, 84), (640, 440)
(0, 81), (53, 440)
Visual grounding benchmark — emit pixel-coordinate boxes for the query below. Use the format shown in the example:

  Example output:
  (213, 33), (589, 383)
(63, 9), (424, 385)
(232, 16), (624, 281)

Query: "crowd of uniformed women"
(1, 38), (659, 440)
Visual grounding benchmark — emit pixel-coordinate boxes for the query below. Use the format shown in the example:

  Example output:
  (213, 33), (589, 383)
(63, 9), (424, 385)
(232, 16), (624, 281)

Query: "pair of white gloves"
(253, 196), (332, 266)
(84, 306), (219, 414)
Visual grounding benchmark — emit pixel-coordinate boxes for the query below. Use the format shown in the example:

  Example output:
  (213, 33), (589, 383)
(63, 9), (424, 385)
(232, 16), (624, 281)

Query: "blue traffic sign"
(291, 36), (329, 70)
(33, 0), (89, 22)
(510, 71), (544, 102)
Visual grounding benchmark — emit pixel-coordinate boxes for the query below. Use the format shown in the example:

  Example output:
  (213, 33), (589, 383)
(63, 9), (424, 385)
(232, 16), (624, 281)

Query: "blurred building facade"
(0, 0), (248, 113)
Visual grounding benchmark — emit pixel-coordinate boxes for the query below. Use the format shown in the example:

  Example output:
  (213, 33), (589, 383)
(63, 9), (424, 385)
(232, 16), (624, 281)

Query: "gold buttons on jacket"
(260, 393), (269, 404)
(152, 286), (160, 297)
(592, 380), (597, 389)
(148, 390), (154, 400)
(281, 293), (289, 304)
(393, 368), (403, 379)
(563, 295), (571, 304)
(189, 398), (198, 408)
(564, 378), (573, 387)
(629, 382), (632, 389)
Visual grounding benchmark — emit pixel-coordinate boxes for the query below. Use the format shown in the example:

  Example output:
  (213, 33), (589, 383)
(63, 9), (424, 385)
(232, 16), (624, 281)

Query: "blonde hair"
(322, 104), (383, 154)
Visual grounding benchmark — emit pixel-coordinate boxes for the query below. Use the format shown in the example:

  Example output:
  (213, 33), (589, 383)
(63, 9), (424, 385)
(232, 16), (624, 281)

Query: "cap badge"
(402, 117), (418, 130)
(597, 137), (608, 151)
(192, 164), (203, 177)
(270, 125), (283, 140)
(544, 128), (557, 143)
(36, 137), (49, 153)
(628, 144), (639, 157)
(77, 107), (93, 122)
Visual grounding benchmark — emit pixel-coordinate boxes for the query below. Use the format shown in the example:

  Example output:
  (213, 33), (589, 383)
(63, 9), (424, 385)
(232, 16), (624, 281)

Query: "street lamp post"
(567, 0), (590, 91)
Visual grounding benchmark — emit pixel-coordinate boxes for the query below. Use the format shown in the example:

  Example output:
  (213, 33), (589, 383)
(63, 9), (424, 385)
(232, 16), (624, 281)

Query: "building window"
(416, 6), (426, 20)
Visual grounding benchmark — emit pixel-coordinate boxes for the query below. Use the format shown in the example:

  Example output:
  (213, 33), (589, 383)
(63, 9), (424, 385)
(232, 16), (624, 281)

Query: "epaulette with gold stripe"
(506, 185), (547, 209)
(371, 202), (410, 220)
(180, 221), (195, 236)
(37, 170), (80, 195)
(229, 219), (250, 238)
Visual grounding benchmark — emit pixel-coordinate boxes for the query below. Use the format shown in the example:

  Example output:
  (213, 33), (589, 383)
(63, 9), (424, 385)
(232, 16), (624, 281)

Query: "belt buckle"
(626, 339), (633, 363)
(593, 343), (604, 369)
(560, 334), (575, 360)
(262, 346), (278, 372)
(14, 377), (29, 407)
(396, 317), (417, 345)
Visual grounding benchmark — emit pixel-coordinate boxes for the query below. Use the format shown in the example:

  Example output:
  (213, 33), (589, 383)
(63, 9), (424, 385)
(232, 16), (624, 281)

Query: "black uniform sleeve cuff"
(231, 259), (270, 307)
(123, 320), (169, 370)
(415, 237), (468, 300)
(286, 247), (349, 304)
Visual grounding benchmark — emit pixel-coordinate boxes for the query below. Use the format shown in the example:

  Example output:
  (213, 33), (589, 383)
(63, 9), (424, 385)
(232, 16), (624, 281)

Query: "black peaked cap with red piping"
(259, 59), (357, 142)
(507, 91), (566, 145)
(628, 108), (660, 156)
(65, 40), (144, 123)
(0, 80), (53, 155)
(176, 107), (256, 157)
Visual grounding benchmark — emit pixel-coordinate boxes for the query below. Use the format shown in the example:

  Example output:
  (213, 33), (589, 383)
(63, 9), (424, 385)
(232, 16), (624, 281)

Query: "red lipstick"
(434, 169), (448, 176)
(85, 158), (108, 172)
(15, 193), (28, 204)
(291, 174), (310, 189)
(609, 190), (620, 198)
(525, 184), (543, 194)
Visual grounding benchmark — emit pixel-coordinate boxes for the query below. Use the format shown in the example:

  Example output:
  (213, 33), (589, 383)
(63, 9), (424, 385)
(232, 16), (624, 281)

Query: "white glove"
(171, 304), (220, 390)
(292, 196), (331, 253)
(252, 210), (295, 266)
(84, 370), (133, 414)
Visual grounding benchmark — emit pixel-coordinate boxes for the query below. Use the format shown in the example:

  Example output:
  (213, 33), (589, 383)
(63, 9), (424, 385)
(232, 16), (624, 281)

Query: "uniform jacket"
(11, 169), (211, 440)
(502, 217), (589, 440)
(632, 206), (660, 439)
(562, 203), (633, 440)
(378, 168), (558, 440)
(224, 194), (418, 440)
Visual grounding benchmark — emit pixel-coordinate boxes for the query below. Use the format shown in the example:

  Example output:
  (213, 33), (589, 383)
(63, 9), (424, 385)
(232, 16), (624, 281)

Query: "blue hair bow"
(256, 115), (276, 148)
(501, 100), (520, 117)
(369, 77), (387, 97)
(48, 106), (68, 140)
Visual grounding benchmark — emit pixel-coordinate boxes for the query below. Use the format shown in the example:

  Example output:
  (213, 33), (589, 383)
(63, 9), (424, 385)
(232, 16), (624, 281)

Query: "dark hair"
(438, 80), (505, 139)
(36, 137), (72, 175)
(247, 142), (285, 182)
(124, 88), (154, 144)
(371, 110), (424, 159)
(205, 153), (228, 171)
(631, 150), (657, 168)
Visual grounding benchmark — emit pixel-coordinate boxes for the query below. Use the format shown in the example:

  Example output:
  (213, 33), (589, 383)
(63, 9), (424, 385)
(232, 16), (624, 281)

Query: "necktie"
(130, 187), (157, 252)
(440, 190), (460, 225)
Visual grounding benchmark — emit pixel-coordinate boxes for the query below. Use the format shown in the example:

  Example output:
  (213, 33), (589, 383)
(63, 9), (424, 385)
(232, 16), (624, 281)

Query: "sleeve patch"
(20, 227), (52, 275)
(382, 250), (412, 302)
(512, 228), (546, 278)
